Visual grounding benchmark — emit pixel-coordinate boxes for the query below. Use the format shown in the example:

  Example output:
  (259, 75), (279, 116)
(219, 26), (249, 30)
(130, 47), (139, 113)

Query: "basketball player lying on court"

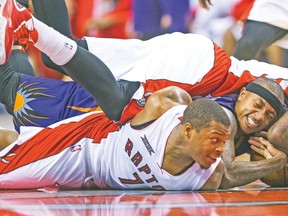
(0, 0), (287, 190)
(1, 54), (288, 188)
(29, 0), (288, 177)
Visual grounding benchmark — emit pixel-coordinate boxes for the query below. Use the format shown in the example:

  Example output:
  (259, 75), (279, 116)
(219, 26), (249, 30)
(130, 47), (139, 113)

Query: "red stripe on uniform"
(118, 43), (231, 123)
(0, 112), (118, 174)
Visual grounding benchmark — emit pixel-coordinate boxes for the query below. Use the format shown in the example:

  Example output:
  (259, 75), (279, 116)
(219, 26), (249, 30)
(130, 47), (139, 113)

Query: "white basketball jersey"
(91, 105), (221, 190)
(0, 107), (220, 190)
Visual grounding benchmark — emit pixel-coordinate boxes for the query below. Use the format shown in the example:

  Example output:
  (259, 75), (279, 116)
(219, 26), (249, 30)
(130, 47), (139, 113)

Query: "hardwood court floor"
(1, 181), (288, 215)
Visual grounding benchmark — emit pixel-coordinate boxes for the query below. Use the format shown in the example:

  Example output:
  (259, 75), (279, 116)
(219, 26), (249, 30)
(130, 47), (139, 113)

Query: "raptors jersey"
(86, 32), (288, 123)
(0, 112), (118, 189)
(0, 106), (220, 191)
(91, 105), (221, 190)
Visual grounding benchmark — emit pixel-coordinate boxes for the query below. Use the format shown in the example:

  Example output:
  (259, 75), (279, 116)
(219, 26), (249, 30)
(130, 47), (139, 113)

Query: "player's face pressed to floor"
(189, 121), (229, 169)
(235, 90), (277, 134)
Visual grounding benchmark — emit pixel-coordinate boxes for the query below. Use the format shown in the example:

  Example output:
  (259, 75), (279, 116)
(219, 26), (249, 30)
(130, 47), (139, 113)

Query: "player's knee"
(233, 38), (262, 59)
(106, 109), (122, 122)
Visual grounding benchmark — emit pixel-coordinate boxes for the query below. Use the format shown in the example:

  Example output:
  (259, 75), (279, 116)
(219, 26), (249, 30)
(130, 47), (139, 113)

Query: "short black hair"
(181, 98), (230, 132)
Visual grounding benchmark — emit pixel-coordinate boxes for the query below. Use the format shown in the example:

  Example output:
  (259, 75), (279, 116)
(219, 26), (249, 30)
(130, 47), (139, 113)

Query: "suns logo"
(13, 81), (54, 128)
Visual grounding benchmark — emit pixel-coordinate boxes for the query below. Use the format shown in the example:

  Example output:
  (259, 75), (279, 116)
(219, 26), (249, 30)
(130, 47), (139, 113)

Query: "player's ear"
(184, 123), (193, 139)
(238, 87), (247, 101)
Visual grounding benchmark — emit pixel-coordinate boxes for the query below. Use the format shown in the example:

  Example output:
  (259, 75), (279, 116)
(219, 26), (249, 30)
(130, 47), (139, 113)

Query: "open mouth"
(208, 155), (218, 164)
(245, 115), (259, 128)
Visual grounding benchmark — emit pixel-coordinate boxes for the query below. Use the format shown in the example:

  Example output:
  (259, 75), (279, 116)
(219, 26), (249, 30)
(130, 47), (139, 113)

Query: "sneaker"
(0, 0), (34, 64)
(14, 21), (38, 52)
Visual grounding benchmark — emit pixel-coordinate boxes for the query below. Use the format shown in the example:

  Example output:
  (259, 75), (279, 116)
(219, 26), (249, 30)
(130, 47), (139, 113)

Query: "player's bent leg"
(8, 1), (140, 121)
(32, 0), (71, 36)
(62, 47), (140, 121)
(0, 61), (21, 116)
(234, 21), (288, 60)
(32, 0), (89, 75)
(9, 48), (35, 76)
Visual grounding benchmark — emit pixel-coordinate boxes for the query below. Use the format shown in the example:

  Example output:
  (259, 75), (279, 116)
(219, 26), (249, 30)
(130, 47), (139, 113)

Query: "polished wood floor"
(1, 181), (288, 215)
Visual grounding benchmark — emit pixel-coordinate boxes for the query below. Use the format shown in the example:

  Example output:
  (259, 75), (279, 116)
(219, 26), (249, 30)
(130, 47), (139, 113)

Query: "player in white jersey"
(0, 85), (231, 190)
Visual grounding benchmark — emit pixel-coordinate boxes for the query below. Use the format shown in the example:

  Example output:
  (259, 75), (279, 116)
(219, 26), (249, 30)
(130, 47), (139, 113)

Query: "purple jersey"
(13, 75), (99, 132)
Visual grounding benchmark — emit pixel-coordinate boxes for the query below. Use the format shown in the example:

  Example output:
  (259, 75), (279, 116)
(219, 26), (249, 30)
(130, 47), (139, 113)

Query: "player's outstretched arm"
(219, 108), (287, 189)
(220, 141), (287, 189)
(131, 86), (192, 125)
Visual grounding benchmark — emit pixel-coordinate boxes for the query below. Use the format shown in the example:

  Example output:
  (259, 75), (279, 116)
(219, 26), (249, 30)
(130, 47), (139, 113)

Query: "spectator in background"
(86, 0), (132, 39)
(223, 0), (288, 68)
(167, 0), (192, 34)
(66, 0), (94, 39)
(132, 0), (192, 40)
(190, 0), (237, 47)
(132, 0), (171, 40)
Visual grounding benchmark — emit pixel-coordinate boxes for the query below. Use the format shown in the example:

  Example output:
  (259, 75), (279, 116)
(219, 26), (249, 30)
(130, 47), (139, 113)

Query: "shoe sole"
(0, 0), (8, 64)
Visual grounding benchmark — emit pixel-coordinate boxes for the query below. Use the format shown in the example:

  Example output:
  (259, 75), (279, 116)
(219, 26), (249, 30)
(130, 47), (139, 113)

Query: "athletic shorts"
(13, 75), (99, 132)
